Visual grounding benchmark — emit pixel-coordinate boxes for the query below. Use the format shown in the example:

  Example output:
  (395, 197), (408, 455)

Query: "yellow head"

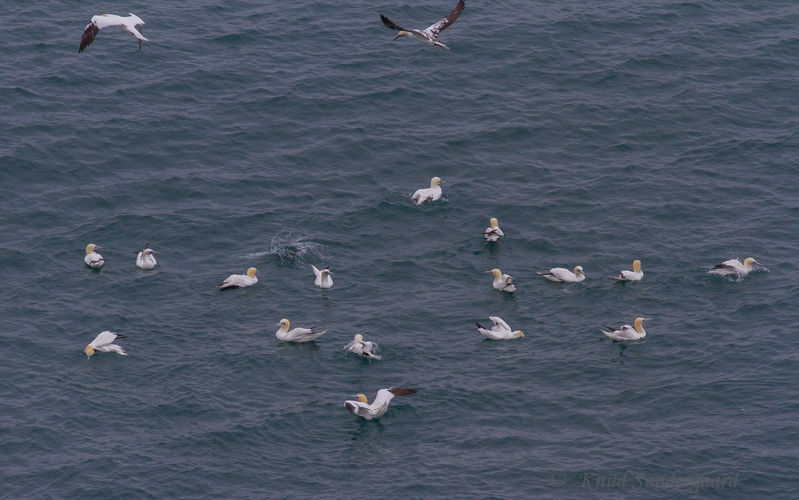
(634, 317), (646, 332)
(353, 334), (363, 343)
(633, 260), (642, 273)
(393, 30), (409, 40)
(490, 217), (499, 229)
(515, 331), (525, 338)
(356, 394), (368, 403)
(279, 318), (290, 330)
(743, 258), (756, 269)
(490, 269), (502, 279)
(431, 176), (442, 187)
(246, 267), (257, 278)
(84, 345), (96, 358)
(85, 244), (97, 255)
(574, 266), (584, 275)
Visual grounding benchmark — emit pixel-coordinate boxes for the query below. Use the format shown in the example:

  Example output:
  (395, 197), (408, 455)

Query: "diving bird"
(489, 268), (516, 292)
(483, 217), (504, 242)
(601, 318), (647, 341)
(311, 265), (333, 288)
(708, 257), (762, 279)
(411, 177), (443, 205)
(610, 260), (643, 281)
(475, 316), (524, 340)
(538, 266), (585, 282)
(344, 334), (382, 359)
(84, 331), (127, 358)
(134, 243), (158, 270)
(79, 13), (148, 53)
(219, 267), (258, 289)
(345, 387), (417, 420)
(275, 318), (326, 343)
(84, 243), (104, 268)
(380, 0), (465, 51)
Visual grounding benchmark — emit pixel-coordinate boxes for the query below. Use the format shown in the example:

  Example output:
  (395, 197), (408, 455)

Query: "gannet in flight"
(79, 13), (148, 53)
(708, 257), (762, 279)
(489, 268), (516, 292)
(483, 217), (504, 242)
(538, 265), (585, 282)
(275, 318), (326, 343)
(610, 260), (643, 281)
(219, 267), (258, 289)
(475, 316), (524, 340)
(411, 177), (443, 205)
(84, 243), (104, 268)
(344, 334), (382, 359)
(84, 331), (127, 358)
(380, 0), (465, 51)
(601, 318), (647, 341)
(134, 243), (159, 270)
(311, 265), (333, 288)
(345, 387), (417, 420)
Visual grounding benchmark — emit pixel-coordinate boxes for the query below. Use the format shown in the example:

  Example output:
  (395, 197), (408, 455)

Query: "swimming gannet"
(79, 13), (148, 53)
(84, 244), (104, 268)
(483, 217), (504, 242)
(610, 260), (643, 281)
(489, 268), (516, 292)
(538, 265), (585, 282)
(275, 318), (326, 343)
(411, 177), (443, 205)
(709, 257), (762, 279)
(475, 316), (524, 340)
(344, 334), (382, 359)
(345, 387), (417, 420)
(219, 267), (258, 289)
(135, 243), (159, 269)
(311, 265), (333, 288)
(380, 0), (465, 51)
(84, 331), (127, 358)
(601, 318), (647, 341)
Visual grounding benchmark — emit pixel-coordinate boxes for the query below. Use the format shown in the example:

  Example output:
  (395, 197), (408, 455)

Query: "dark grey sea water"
(2, 0), (798, 497)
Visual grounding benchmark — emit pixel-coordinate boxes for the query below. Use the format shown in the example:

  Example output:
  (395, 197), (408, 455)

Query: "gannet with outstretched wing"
(345, 387), (417, 420)
(311, 265), (333, 288)
(275, 318), (326, 343)
(601, 318), (647, 341)
(84, 243), (104, 268)
(79, 13), (148, 53)
(344, 334), (381, 359)
(84, 331), (127, 358)
(380, 0), (465, 51)
(475, 316), (524, 340)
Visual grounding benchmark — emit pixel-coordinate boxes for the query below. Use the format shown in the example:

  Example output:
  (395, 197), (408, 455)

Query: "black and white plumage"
(84, 331), (127, 358)
(135, 243), (159, 270)
(344, 334), (382, 360)
(380, 0), (465, 51)
(79, 13), (148, 53)
(708, 257), (762, 279)
(411, 177), (443, 205)
(311, 265), (333, 288)
(489, 268), (516, 292)
(84, 243), (104, 268)
(344, 387), (417, 420)
(601, 318), (647, 341)
(275, 318), (326, 343)
(538, 266), (585, 283)
(475, 316), (524, 340)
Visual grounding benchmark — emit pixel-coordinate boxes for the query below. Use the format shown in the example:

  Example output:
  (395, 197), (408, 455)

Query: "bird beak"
(274, 323), (283, 327)
(94, 245), (102, 249)
(392, 33), (401, 41)
(152, 250), (160, 254)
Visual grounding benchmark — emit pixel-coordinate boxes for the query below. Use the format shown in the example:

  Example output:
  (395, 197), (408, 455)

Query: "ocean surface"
(1, 0), (798, 497)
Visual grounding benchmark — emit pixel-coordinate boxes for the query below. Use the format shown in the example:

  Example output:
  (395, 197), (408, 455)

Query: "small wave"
(267, 230), (324, 265)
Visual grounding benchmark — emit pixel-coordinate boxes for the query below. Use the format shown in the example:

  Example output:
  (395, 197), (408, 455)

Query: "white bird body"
(84, 330), (127, 358)
(483, 217), (504, 242)
(611, 260), (643, 281)
(311, 265), (333, 288)
(601, 318), (647, 341)
(489, 268), (516, 292)
(344, 334), (382, 359)
(380, 0), (465, 51)
(135, 243), (158, 269)
(84, 244), (104, 268)
(709, 257), (760, 279)
(275, 318), (326, 343)
(411, 177), (443, 205)
(344, 387), (417, 420)
(79, 13), (148, 53)
(538, 266), (585, 282)
(475, 316), (524, 340)
(219, 267), (258, 289)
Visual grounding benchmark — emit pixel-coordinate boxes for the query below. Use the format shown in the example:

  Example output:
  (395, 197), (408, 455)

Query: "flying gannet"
(275, 319), (326, 343)
(538, 265), (585, 282)
(483, 218), (504, 242)
(609, 260), (643, 282)
(311, 265), (333, 288)
(411, 177), (443, 205)
(601, 318), (647, 341)
(84, 243), (104, 268)
(84, 330), (127, 358)
(708, 257), (762, 279)
(380, 0), (465, 51)
(345, 387), (417, 420)
(219, 267), (258, 289)
(79, 13), (148, 53)
(344, 334), (382, 359)
(489, 268), (516, 292)
(475, 316), (524, 340)
(134, 243), (159, 270)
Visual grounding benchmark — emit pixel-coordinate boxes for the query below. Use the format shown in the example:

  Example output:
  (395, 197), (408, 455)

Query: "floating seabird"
(708, 257), (762, 279)
(380, 0), (465, 51)
(219, 267), (258, 289)
(85, 331), (127, 358)
(475, 316), (524, 340)
(275, 319), (326, 343)
(84, 243), (104, 268)
(538, 265), (585, 282)
(489, 268), (516, 292)
(411, 177), (443, 205)
(345, 387), (417, 420)
(483, 217), (504, 242)
(601, 318), (647, 341)
(344, 334), (382, 359)
(135, 243), (159, 270)
(79, 13), (148, 53)
(311, 265), (333, 288)
(610, 260), (643, 282)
